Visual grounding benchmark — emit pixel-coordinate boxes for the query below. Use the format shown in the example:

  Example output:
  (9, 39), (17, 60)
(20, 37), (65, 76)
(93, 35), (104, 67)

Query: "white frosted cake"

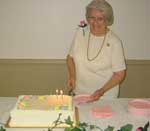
(9, 95), (77, 127)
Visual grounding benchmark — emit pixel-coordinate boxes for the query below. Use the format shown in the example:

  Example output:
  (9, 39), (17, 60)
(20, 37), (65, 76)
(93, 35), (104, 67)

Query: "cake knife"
(68, 89), (76, 96)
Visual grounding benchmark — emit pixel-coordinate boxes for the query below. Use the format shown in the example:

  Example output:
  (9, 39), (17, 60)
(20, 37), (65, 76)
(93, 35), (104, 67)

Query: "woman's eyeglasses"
(88, 17), (105, 23)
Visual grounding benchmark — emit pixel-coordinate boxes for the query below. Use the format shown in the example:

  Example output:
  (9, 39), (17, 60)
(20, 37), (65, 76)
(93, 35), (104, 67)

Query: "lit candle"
(60, 90), (63, 100)
(56, 89), (59, 99)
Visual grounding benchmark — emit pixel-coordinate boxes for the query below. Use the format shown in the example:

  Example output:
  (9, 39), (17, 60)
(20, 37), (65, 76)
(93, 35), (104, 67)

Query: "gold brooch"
(107, 43), (110, 47)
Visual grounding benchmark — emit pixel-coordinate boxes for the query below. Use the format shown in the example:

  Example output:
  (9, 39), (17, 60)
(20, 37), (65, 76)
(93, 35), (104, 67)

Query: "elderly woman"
(67, 0), (126, 101)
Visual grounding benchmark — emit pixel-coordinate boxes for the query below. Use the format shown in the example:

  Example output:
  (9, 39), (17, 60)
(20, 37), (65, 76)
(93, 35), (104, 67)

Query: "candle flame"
(56, 89), (59, 94)
(60, 90), (63, 95)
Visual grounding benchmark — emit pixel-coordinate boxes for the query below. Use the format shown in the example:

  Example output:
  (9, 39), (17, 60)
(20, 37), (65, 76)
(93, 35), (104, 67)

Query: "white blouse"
(69, 27), (126, 98)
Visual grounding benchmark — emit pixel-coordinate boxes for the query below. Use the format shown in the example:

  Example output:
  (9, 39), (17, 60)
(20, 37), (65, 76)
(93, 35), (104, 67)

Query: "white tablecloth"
(0, 97), (149, 131)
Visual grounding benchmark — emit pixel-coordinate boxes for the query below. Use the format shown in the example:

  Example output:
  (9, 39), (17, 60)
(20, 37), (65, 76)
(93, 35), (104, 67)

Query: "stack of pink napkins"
(128, 99), (150, 116)
(90, 105), (114, 118)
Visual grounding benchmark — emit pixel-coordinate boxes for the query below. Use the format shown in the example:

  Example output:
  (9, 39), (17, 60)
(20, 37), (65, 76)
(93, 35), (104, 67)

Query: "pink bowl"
(90, 105), (114, 118)
(128, 99), (150, 116)
(73, 94), (91, 104)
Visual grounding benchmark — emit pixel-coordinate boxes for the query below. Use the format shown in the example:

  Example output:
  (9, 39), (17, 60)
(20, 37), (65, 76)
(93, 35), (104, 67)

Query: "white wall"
(0, 0), (149, 59)
(109, 0), (150, 60)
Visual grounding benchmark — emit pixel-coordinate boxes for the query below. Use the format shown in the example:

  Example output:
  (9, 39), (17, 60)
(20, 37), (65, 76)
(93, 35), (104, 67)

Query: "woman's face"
(87, 8), (107, 36)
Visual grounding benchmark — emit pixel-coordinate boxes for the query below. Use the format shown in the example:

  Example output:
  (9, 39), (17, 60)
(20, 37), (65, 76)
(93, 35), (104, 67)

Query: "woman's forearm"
(100, 70), (126, 93)
(66, 55), (76, 80)
(90, 70), (126, 102)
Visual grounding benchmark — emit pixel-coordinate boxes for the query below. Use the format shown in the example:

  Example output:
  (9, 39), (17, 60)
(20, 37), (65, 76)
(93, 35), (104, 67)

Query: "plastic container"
(128, 99), (150, 116)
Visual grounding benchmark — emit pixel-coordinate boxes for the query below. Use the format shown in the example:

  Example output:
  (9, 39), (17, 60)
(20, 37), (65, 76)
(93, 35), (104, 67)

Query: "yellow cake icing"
(9, 95), (76, 127)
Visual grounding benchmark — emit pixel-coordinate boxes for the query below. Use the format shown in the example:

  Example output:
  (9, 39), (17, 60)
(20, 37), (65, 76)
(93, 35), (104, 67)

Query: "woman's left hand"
(89, 88), (105, 102)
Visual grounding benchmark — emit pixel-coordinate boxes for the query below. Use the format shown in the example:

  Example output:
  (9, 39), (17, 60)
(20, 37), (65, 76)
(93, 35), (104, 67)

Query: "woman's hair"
(86, 0), (114, 26)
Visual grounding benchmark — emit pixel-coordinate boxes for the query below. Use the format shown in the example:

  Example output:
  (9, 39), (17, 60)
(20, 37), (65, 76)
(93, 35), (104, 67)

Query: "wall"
(120, 60), (150, 98)
(0, 0), (149, 59)
(0, 59), (150, 98)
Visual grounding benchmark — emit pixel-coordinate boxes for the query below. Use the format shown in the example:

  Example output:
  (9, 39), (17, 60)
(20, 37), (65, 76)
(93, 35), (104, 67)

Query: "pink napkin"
(73, 94), (91, 104)
(128, 99), (150, 116)
(90, 105), (114, 118)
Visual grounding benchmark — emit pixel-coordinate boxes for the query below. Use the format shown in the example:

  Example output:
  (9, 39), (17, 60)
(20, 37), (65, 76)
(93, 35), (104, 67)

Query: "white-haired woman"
(67, 0), (126, 101)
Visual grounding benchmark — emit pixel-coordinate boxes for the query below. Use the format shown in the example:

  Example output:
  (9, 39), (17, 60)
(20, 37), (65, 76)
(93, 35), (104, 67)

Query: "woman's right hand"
(67, 77), (76, 90)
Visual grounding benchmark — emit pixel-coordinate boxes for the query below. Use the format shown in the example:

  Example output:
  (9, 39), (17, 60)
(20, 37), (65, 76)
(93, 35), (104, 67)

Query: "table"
(0, 97), (150, 131)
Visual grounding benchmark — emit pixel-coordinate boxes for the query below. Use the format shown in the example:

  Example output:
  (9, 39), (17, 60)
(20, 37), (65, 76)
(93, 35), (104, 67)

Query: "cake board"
(5, 107), (79, 128)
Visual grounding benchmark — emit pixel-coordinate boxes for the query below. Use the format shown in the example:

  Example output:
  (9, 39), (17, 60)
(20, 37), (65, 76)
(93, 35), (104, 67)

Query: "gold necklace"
(87, 32), (107, 61)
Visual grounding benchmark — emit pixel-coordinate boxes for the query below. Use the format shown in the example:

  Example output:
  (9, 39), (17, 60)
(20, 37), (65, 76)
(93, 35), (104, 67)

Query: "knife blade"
(68, 89), (76, 96)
